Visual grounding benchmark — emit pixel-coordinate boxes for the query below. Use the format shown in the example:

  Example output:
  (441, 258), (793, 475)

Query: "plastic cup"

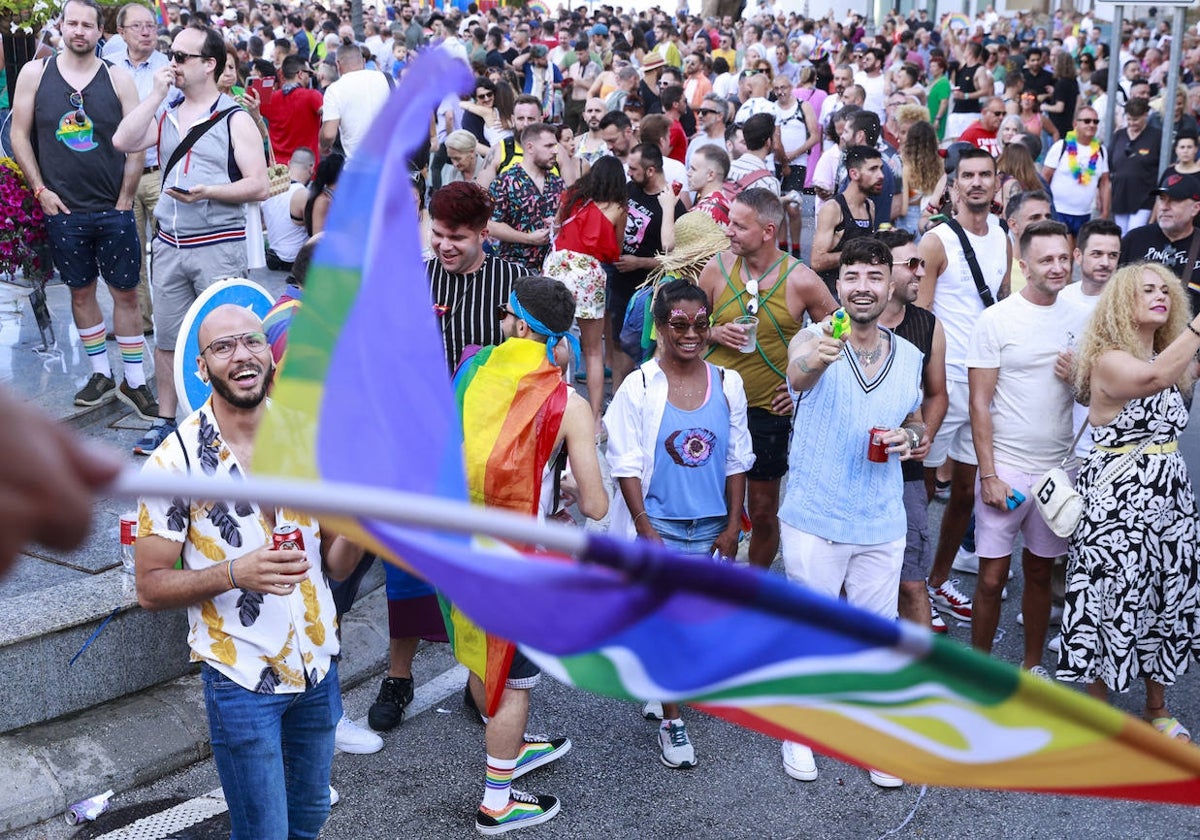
(734, 315), (758, 354)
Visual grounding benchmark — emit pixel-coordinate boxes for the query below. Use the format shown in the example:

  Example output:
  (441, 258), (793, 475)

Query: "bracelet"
(980, 473), (998, 480)
(227, 558), (239, 590)
(1188, 323), (1200, 339)
(33, 185), (46, 200)
(633, 511), (649, 524)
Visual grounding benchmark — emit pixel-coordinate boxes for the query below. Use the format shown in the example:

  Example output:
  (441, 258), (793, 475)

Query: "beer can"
(868, 426), (890, 463)
(119, 511), (138, 574)
(272, 524), (304, 552)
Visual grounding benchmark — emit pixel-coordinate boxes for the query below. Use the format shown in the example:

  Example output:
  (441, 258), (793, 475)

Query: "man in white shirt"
(1040, 107), (1110, 246)
(686, 94), (728, 167)
(854, 46), (888, 123)
(727, 113), (780, 195)
(319, 43), (390, 160)
(966, 220), (1083, 677)
(819, 64), (854, 149)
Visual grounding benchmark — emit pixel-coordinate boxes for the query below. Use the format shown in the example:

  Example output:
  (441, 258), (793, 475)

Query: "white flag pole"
(110, 469), (590, 557)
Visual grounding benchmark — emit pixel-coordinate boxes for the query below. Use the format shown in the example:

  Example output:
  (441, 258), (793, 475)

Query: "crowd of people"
(7, 0), (1200, 836)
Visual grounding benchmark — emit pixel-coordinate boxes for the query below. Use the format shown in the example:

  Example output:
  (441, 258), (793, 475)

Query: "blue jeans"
(647, 514), (727, 555)
(202, 661), (338, 840)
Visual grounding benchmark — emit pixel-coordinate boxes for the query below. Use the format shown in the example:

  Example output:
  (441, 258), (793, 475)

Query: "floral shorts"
(543, 249), (606, 319)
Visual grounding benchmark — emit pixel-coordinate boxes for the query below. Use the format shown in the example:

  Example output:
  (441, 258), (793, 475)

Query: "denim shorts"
(43, 208), (140, 290)
(647, 514), (727, 556)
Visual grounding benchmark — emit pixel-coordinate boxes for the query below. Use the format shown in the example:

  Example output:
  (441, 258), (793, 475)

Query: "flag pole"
(111, 468), (590, 556)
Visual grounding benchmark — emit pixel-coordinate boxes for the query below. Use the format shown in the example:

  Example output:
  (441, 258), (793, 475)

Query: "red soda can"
(272, 524), (304, 552)
(868, 426), (890, 463)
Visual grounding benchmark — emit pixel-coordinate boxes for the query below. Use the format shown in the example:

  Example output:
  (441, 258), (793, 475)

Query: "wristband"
(227, 558), (239, 590)
(33, 185), (47, 200)
(633, 510), (649, 524)
(980, 473), (998, 480)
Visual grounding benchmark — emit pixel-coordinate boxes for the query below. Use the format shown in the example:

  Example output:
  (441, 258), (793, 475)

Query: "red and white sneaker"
(928, 579), (973, 622)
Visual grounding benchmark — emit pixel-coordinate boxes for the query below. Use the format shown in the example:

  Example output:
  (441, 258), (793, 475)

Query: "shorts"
(44, 209), (141, 290)
(505, 648), (541, 690)
(925, 379), (976, 468)
(152, 236), (248, 351)
(1054, 211), (1089, 238)
(386, 592), (450, 643)
(900, 480), (932, 582)
(780, 522), (904, 618)
(647, 514), (727, 555)
(746, 406), (792, 481)
(973, 462), (1069, 560)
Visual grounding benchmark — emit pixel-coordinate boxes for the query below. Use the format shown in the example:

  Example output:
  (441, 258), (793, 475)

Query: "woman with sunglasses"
(460, 77), (515, 151)
(603, 278), (754, 771)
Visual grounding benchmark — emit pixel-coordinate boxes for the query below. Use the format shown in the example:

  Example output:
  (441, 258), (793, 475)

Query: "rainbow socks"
(481, 754), (517, 811)
(116, 334), (146, 388)
(78, 322), (111, 377)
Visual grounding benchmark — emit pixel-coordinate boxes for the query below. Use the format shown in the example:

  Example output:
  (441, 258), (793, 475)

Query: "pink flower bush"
(0, 158), (51, 283)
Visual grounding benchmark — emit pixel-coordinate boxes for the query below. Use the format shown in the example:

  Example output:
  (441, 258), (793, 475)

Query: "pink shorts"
(973, 463), (1068, 560)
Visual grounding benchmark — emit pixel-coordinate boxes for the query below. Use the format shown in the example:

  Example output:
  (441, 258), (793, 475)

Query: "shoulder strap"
(162, 106), (240, 184)
(737, 168), (773, 189)
(943, 218), (996, 308)
(173, 427), (192, 530)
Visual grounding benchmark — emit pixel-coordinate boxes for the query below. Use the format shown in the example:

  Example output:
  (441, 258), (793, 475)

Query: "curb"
(0, 586), (390, 833)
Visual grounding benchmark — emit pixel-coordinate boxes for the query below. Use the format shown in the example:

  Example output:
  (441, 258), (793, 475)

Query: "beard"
(210, 363), (274, 410)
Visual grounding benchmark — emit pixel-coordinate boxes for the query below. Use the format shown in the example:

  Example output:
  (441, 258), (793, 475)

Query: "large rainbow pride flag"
(253, 48), (1200, 805)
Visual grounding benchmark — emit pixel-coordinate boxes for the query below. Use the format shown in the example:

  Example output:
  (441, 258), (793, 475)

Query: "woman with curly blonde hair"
(1060, 262), (1200, 741)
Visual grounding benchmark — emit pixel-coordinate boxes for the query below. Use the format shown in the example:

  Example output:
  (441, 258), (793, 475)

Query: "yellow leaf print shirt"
(137, 399), (340, 694)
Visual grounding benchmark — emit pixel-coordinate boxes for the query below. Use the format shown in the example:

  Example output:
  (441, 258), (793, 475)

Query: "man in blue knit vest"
(776, 236), (925, 790)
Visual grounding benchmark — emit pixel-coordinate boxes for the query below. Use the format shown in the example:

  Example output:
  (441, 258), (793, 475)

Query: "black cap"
(1152, 173), (1200, 201)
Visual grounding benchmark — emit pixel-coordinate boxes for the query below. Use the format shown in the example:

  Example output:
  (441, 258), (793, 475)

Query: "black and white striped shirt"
(426, 255), (529, 374)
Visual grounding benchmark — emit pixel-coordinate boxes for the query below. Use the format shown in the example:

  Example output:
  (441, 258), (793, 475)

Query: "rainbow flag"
(254, 48), (1200, 806)
(156, 0), (169, 26)
(443, 338), (569, 714)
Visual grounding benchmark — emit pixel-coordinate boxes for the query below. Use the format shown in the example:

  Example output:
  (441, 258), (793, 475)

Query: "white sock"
(482, 754), (517, 811)
(115, 334), (146, 388)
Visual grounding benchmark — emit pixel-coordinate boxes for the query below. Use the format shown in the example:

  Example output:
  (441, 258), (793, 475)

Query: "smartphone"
(167, 185), (191, 195)
(1006, 489), (1026, 511)
(249, 76), (275, 106)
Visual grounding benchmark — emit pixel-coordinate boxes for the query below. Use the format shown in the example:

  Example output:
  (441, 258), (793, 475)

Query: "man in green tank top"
(699, 188), (837, 570)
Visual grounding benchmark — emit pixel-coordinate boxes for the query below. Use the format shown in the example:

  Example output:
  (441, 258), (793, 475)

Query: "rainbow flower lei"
(1065, 130), (1100, 185)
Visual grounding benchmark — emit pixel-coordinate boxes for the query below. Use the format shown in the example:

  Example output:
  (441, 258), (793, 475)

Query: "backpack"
(722, 167), (774, 200)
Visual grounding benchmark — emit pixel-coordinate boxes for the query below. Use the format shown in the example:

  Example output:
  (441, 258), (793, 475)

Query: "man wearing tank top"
(115, 24), (268, 456)
(10, 0), (152, 419)
(916, 147), (1011, 627)
(878, 229), (948, 635)
(699, 188), (837, 572)
(811, 145), (882, 298)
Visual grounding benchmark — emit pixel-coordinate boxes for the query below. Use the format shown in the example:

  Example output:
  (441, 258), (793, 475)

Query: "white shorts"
(924, 379), (976, 468)
(780, 522), (905, 619)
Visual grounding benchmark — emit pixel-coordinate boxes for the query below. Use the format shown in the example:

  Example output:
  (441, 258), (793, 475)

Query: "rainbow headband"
(508, 291), (582, 369)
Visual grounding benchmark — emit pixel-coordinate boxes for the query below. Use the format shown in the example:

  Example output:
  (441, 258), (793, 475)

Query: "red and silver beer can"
(272, 524), (305, 552)
(119, 511), (138, 573)
(868, 426), (890, 463)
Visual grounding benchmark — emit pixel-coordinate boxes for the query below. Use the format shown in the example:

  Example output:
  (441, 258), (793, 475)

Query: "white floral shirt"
(138, 399), (339, 694)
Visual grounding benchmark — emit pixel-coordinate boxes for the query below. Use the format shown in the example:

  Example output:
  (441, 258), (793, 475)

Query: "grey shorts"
(151, 236), (248, 351)
(900, 479), (932, 582)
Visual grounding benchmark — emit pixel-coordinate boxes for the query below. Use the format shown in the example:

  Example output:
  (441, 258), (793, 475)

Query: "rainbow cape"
(254, 48), (1200, 806)
(443, 338), (568, 714)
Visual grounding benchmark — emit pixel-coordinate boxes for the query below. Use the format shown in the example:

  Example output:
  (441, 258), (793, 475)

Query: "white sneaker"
(1047, 634), (1062, 654)
(329, 786), (340, 806)
(781, 741), (818, 781)
(335, 714), (384, 754)
(641, 700), (663, 721)
(1028, 665), (1053, 681)
(868, 768), (904, 788)
(951, 547), (979, 574)
(658, 720), (696, 769)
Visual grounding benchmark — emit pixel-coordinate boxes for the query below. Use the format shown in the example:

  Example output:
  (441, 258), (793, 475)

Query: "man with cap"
(1119, 173), (1200, 312)
(589, 23), (612, 69)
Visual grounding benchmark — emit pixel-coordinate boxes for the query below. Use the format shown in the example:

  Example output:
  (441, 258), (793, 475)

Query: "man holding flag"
(454, 276), (608, 835)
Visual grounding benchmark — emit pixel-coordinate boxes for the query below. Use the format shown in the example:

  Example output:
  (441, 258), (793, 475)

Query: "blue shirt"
(114, 49), (171, 166)
(779, 327), (923, 544)
(645, 364), (730, 520)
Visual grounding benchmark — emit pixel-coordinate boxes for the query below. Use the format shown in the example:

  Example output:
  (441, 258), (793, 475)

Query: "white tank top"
(928, 215), (1008, 382)
(261, 182), (308, 263)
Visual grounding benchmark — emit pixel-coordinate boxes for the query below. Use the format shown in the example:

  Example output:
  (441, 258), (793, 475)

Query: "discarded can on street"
(65, 789), (114, 824)
(119, 511), (137, 574)
(272, 524), (304, 552)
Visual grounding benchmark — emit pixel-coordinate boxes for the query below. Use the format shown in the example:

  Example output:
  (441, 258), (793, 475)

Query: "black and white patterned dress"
(1058, 387), (1200, 691)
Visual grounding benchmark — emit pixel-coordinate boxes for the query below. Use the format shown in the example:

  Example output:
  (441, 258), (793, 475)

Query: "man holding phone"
(115, 24), (268, 455)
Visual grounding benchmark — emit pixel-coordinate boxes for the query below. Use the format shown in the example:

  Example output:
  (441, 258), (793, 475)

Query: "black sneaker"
(74, 373), (116, 407)
(133, 420), (177, 456)
(367, 676), (413, 731)
(117, 380), (159, 422)
(512, 735), (571, 779)
(475, 790), (560, 836)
